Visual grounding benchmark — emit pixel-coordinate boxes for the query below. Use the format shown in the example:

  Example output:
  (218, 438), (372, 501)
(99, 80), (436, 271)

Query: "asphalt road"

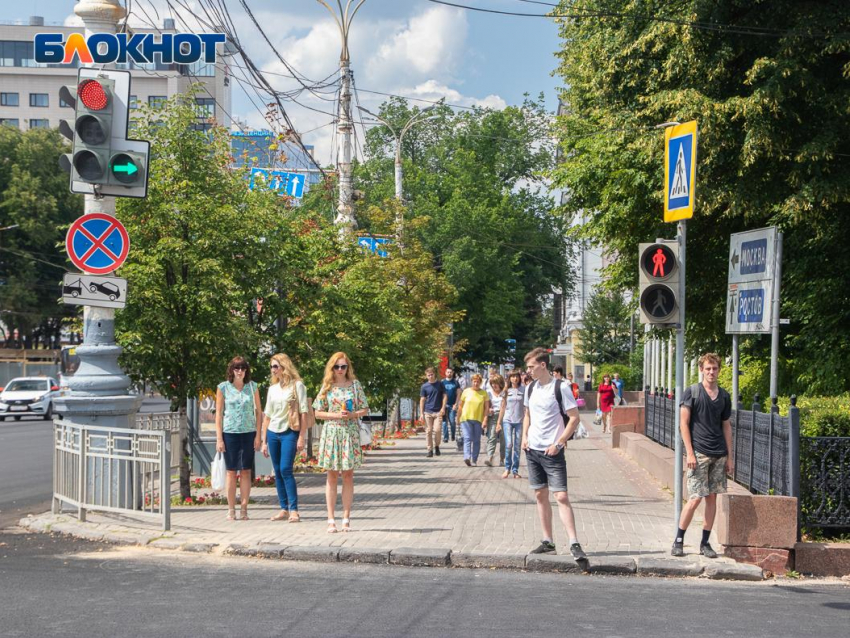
(0, 396), (172, 528)
(0, 530), (848, 638)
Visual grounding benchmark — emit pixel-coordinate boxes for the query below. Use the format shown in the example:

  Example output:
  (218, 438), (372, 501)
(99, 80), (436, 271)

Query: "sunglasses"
(233, 365), (248, 371)
(270, 364), (280, 370)
(333, 364), (349, 370)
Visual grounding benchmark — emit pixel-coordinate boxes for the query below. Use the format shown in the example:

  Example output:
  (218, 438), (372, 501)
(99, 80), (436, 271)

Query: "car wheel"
(44, 403), (53, 421)
(109, 294), (116, 301)
(71, 290), (79, 297)
(90, 284), (98, 293)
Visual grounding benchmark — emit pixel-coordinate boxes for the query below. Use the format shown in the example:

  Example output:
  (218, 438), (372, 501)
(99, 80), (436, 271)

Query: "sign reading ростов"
(34, 32), (226, 65)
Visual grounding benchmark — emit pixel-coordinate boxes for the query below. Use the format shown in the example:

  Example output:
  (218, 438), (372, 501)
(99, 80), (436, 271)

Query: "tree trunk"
(178, 396), (191, 500)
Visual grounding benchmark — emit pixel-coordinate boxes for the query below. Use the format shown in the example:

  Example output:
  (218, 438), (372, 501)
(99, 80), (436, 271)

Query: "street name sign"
(664, 121), (697, 223)
(357, 235), (391, 258)
(65, 212), (130, 275)
(726, 226), (778, 334)
(62, 273), (127, 309)
(249, 167), (306, 198)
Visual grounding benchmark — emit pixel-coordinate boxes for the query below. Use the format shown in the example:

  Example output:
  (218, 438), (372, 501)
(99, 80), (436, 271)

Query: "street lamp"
(357, 103), (441, 202)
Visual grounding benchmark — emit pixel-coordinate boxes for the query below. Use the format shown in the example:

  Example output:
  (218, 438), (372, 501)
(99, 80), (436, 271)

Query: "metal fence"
(53, 421), (171, 530)
(135, 410), (184, 473)
(644, 388), (677, 450)
(800, 436), (850, 529)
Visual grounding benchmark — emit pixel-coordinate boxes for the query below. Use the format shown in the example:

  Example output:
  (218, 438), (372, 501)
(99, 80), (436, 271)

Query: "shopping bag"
(574, 423), (589, 439)
(593, 409), (602, 426)
(359, 421), (373, 447)
(576, 397), (586, 409)
(211, 451), (226, 491)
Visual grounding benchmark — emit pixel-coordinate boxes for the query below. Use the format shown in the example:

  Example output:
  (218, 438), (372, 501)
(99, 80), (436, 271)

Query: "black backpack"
(527, 378), (576, 440)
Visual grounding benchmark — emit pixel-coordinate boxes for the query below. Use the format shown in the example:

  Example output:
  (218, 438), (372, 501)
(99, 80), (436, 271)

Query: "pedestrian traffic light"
(638, 241), (680, 326)
(58, 69), (150, 198)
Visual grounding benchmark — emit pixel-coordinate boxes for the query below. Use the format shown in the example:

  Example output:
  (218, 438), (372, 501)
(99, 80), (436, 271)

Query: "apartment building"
(0, 16), (231, 132)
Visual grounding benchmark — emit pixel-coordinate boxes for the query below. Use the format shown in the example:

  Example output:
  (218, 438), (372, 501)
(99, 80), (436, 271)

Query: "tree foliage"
(341, 96), (572, 364)
(0, 127), (81, 347)
(576, 289), (633, 367)
(553, 0), (850, 394)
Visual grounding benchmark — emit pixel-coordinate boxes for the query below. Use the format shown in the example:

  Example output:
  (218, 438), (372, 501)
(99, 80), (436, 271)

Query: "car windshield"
(4, 380), (48, 392)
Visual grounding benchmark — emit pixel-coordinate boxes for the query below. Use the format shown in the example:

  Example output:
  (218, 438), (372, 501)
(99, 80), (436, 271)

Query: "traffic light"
(58, 69), (149, 198)
(638, 241), (680, 326)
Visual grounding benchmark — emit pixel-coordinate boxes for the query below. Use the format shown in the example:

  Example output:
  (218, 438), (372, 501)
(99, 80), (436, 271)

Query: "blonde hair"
(318, 351), (357, 399)
(471, 373), (483, 383)
(698, 353), (722, 370)
(490, 374), (505, 393)
(270, 353), (301, 389)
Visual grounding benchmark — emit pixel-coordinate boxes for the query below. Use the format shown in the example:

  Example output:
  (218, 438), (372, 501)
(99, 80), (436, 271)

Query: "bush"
(777, 394), (850, 437)
(717, 355), (769, 404)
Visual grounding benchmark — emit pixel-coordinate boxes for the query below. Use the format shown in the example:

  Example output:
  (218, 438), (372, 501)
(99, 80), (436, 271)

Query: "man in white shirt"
(521, 347), (587, 560)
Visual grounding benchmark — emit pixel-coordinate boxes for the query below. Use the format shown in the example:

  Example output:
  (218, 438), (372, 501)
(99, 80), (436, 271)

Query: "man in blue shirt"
(613, 373), (625, 405)
(420, 367), (447, 457)
(441, 368), (461, 446)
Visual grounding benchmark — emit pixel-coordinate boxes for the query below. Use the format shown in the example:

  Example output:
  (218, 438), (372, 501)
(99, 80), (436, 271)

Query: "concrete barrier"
(795, 542), (850, 577)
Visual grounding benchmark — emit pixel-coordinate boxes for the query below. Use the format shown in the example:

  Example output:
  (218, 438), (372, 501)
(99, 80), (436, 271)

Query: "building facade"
(0, 16), (231, 133)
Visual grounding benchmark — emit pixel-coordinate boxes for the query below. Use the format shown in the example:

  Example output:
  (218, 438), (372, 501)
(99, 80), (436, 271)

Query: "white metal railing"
(53, 421), (171, 531)
(135, 410), (184, 472)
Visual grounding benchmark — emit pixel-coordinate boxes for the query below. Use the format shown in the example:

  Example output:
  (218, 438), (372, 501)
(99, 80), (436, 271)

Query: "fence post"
(79, 427), (87, 523)
(733, 394), (742, 483)
(161, 430), (171, 532)
(788, 395), (801, 541)
(768, 399), (776, 492)
(749, 393), (761, 489)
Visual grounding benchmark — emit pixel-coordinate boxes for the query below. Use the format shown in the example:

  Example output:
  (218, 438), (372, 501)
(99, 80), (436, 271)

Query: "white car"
(0, 377), (61, 421)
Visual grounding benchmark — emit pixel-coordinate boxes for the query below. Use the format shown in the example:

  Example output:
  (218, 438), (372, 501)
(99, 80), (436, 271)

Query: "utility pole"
(317, 0), (367, 232)
(356, 103), (439, 236)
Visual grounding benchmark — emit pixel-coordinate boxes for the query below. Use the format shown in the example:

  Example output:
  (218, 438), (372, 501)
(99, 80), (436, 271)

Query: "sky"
(7, 0), (564, 164)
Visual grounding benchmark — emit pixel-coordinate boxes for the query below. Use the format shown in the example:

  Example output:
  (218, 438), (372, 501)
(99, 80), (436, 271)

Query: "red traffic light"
(640, 243), (677, 281)
(78, 79), (109, 111)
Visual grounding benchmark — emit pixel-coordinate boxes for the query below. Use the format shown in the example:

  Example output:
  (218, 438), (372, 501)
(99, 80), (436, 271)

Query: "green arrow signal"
(112, 162), (138, 175)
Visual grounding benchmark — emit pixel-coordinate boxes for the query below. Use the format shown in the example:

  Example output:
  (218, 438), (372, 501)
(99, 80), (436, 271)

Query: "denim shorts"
(526, 448), (567, 492)
(223, 431), (255, 471)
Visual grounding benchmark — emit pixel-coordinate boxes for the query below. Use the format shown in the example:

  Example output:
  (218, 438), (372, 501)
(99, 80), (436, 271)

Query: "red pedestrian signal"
(639, 241), (680, 325)
(640, 243), (677, 282)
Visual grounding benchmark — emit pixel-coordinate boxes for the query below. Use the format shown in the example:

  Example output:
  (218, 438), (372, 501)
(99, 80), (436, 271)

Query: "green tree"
(347, 96), (572, 363)
(0, 127), (81, 347)
(576, 289), (633, 367)
(552, 0), (850, 394)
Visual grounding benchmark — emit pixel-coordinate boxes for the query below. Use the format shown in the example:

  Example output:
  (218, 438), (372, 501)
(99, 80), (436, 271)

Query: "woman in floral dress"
(312, 351), (369, 533)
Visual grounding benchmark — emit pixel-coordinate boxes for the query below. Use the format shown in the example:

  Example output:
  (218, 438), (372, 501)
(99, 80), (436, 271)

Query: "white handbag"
(353, 382), (372, 446)
(211, 451), (226, 491)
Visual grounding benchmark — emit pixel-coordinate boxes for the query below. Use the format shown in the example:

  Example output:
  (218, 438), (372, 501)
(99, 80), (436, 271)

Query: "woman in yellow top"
(457, 373), (490, 466)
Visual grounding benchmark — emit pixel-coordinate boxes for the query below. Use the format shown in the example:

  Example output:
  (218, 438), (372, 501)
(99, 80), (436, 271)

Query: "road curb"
(17, 515), (768, 581)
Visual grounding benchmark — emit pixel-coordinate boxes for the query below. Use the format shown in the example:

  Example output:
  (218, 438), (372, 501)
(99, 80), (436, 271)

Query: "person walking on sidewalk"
(566, 372), (580, 399)
(597, 374), (616, 434)
(500, 371), (524, 478)
(457, 373), (489, 466)
(484, 374), (506, 467)
(420, 367), (447, 458)
(313, 352), (369, 534)
(521, 347), (587, 561)
(261, 353), (309, 523)
(613, 373), (626, 405)
(441, 368), (461, 445)
(215, 357), (263, 521)
(672, 353), (733, 559)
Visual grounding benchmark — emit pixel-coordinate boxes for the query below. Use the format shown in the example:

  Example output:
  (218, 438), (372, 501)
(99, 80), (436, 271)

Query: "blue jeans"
(267, 429), (299, 512)
(503, 421), (522, 474)
(461, 420), (482, 462)
(442, 408), (457, 441)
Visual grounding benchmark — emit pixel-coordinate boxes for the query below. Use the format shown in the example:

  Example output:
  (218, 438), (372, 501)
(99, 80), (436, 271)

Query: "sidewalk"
(22, 414), (754, 576)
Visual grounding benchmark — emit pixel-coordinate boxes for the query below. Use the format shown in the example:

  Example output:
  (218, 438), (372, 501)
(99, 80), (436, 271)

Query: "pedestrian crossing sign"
(664, 120), (697, 222)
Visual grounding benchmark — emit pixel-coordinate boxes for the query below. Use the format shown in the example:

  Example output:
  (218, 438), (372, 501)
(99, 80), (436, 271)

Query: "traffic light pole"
(54, 0), (142, 432)
(673, 220), (686, 525)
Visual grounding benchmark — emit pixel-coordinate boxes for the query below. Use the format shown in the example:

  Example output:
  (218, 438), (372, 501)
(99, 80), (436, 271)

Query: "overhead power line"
(424, 0), (849, 39)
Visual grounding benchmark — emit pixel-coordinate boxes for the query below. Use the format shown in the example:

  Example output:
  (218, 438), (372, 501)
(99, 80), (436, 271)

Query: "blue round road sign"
(65, 212), (130, 275)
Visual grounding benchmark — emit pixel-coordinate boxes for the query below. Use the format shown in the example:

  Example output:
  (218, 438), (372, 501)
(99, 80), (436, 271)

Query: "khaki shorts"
(687, 453), (727, 499)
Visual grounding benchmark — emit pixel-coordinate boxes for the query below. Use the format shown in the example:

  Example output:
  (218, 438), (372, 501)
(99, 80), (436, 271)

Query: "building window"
(191, 122), (213, 132)
(129, 95), (139, 109)
(148, 95), (167, 109)
(182, 59), (215, 77)
(29, 93), (49, 107)
(0, 118), (20, 128)
(195, 98), (215, 118)
(29, 119), (49, 129)
(1, 92), (19, 107)
(0, 41), (35, 67)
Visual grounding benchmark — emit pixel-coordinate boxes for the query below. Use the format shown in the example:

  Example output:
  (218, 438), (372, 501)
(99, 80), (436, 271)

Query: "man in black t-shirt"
(672, 353), (733, 559)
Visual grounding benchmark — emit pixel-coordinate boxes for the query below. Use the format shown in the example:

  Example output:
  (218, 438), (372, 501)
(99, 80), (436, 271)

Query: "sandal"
(341, 518), (351, 532)
(288, 512), (301, 523)
(227, 509), (236, 521)
(327, 519), (338, 534)
(513, 472), (522, 479)
(501, 470), (510, 479)
(270, 510), (289, 521)
(240, 505), (249, 521)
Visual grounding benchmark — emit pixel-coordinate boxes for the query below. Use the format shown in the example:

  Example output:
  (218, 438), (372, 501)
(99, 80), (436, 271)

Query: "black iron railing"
(800, 436), (850, 529)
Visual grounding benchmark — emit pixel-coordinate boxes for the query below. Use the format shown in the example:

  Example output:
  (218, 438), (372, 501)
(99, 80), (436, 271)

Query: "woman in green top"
(215, 356), (262, 521)
(457, 373), (490, 466)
